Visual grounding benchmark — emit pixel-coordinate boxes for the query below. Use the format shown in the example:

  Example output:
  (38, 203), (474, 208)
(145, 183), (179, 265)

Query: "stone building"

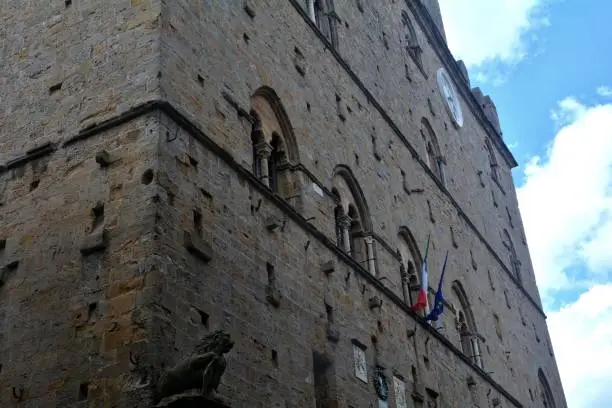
(0, 0), (567, 407)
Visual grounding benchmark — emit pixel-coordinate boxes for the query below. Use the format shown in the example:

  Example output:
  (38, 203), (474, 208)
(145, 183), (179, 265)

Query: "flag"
(411, 234), (430, 312)
(426, 251), (449, 322)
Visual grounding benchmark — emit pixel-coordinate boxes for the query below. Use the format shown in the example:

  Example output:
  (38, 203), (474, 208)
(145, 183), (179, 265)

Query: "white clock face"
(437, 67), (463, 128)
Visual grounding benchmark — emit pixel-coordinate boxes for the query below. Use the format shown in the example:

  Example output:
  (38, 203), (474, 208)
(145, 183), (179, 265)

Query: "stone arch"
(332, 165), (376, 274)
(503, 229), (521, 283)
(250, 87), (302, 207)
(451, 281), (483, 368)
(401, 10), (422, 67)
(420, 118), (445, 183)
(484, 138), (499, 182)
(398, 226), (424, 304)
(538, 369), (556, 408)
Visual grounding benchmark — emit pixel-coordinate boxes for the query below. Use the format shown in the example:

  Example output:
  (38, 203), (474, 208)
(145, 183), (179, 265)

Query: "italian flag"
(411, 234), (430, 312)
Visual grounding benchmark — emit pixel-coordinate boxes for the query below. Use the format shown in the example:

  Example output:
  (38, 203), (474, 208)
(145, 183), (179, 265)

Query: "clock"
(436, 67), (463, 128)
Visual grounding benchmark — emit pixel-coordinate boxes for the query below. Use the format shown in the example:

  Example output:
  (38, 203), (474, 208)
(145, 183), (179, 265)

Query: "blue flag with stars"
(426, 251), (449, 322)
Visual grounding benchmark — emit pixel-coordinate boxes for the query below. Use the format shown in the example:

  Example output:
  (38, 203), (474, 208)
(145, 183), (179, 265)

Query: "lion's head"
(195, 330), (234, 355)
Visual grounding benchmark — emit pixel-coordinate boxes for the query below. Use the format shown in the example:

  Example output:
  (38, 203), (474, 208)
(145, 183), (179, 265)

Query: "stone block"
(183, 230), (213, 262)
(266, 285), (281, 308)
(321, 260), (335, 275)
(80, 230), (108, 255)
(95, 149), (113, 167)
(265, 215), (282, 232)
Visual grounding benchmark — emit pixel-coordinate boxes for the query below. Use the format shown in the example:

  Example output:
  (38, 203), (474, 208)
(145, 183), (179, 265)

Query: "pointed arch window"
(401, 10), (423, 71)
(538, 369), (557, 408)
(332, 166), (376, 275)
(485, 139), (499, 182)
(503, 229), (521, 283)
(398, 227), (423, 305)
(452, 281), (483, 369)
(421, 118), (445, 185)
(305, 0), (338, 48)
(250, 87), (302, 207)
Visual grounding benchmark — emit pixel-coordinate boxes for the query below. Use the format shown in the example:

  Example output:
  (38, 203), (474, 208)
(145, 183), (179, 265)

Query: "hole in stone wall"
(30, 179), (40, 191)
(168, 191), (175, 206)
(49, 82), (63, 94)
(266, 262), (275, 285)
(197, 74), (204, 85)
(271, 349), (278, 367)
(141, 169), (154, 185)
(243, 33), (250, 43)
(307, 102), (311, 112)
(88, 302), (98, 318)
(78, 382), (89, 400)
(65, 0), (72, 6)
(188, 155), (198, 167)
(198, 309), (209, 327)
(411, 365), (418, 383)
(91, 202), (104, 232)
(193, 209), (203, 237)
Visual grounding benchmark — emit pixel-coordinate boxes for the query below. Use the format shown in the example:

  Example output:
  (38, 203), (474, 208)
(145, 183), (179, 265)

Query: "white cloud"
(596, 86), (612, 97)
(517, 97), (612, 296)
(517, 95), (612, 407)
(438, 0), (551, 67)
(548, 284), (612, 408)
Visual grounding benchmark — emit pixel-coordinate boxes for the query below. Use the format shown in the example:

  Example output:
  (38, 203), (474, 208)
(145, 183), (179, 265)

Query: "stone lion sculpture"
(156, 330), (234, 401)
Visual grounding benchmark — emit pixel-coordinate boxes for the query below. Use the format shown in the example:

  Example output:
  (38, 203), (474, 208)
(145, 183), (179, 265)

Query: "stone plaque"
(353, 344), (367, 383)
(393, 376), (407, 408)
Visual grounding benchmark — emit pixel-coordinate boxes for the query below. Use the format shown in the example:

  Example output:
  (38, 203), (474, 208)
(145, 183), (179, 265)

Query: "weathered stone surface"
(0, 1), (565, 408)
(80, 230), (108, 255)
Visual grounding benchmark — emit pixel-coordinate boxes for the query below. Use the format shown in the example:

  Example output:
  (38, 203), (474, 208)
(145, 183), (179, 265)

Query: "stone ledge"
(156, 393), (230, 408)
(183, 230), (212, 262)
(80, 230), (108, 255)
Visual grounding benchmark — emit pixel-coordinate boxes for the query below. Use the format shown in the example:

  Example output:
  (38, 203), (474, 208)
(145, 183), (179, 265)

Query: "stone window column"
(337, 214), (352, 255)
(470, 336), (483, 368)
(400, 264), (409, 304)
(254, 141), (273, 188)
(306, 0), (316, 22)
(437, 155), (446, 185)
(365, 235), (376, 275)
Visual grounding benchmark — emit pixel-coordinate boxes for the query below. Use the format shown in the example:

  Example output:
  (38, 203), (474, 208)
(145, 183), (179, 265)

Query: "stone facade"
(0, 0), (566, 407)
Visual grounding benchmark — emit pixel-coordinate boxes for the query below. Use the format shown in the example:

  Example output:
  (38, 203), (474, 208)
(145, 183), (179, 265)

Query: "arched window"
(398, 227), (424, 304)
(503, 229), (521, 283)
(250, 87), (301, 206)
(420, 118), (445, 184)
(305, 0), (338, 48)
(538, 369), (556, 408)
(332, 166), (376, 275)
(485, 139), (499, 182)
(401, 10), (423, 69)
(451, 281), (483, 368)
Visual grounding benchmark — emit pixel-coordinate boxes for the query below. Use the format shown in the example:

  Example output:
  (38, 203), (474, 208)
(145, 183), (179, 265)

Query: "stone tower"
(0, 1), (566, 408)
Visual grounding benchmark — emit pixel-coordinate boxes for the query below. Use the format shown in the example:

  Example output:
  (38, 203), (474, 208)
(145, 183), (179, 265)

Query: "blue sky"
(438, 1), (612, 407)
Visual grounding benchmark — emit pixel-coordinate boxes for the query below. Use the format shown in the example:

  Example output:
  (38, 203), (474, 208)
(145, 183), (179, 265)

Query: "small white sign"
(393, 377), (407, 408)
(353, 344), (368, 383)
(312, 182), (324, 197)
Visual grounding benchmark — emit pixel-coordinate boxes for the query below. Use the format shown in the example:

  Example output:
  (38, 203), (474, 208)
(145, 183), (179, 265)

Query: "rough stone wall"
(158, 0), (566, 407)
(0, 0), (161, 159)
(0, 114), (160, 407)
(155, 113), (517, 407)
(0, 0), (567, 407)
